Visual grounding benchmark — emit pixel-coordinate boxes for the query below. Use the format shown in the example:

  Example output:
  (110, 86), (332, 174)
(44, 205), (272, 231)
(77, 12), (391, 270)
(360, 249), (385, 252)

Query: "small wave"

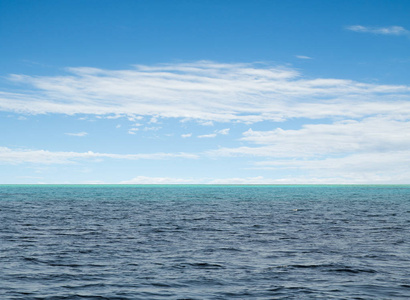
(218, 246), (242, 252)
(331, 267), (376, 274)
(23, 256), (45, 264)
(62, 283), (107, 289)
(150, 282), (173, 288)
(273, 264), (377, 274)
(48, 263), (84, 267)
(267, 286), (285, 292)
(175, 262), (226, 269)
(41, 295), (120, 300)
(190, 262), (225, 269)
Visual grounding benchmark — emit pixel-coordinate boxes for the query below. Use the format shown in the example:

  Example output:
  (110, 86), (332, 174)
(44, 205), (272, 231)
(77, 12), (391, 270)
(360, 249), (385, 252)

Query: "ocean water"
(0, 185), (409, 299)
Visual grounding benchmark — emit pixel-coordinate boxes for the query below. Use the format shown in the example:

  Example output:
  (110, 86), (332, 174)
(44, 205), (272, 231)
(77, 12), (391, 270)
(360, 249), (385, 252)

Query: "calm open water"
(0, 185), (409, 299)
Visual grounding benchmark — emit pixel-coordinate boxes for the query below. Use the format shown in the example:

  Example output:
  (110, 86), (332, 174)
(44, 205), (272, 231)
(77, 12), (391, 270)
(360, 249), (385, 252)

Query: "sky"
(1, 0), (410, 184)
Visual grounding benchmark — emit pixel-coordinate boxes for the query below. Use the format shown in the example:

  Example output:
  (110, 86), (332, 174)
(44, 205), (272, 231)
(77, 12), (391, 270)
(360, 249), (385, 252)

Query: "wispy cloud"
(120, 176), (196, 184)
(2, 61), (410, 123)
(197, 128), (230, 138)
(0, 147), (198, 164)
(181, 133), (192, 138)
(128, 127), (139, 135)
(346, 25), (410, 36)
(118, 174), (402, 184)
(217, 128), (230, 135)
(295, 55), (312, 59)
(143, 126), (161, 131)
(119, 175), (291, 185)
(65, 132), (88, 137)
(198, 133), (217, 138)
(198, 121), (214, 126)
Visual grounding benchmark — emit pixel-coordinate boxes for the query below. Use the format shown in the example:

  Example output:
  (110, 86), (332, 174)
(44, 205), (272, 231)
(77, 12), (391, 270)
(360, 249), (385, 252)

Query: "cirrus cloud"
(65, 132), (88, 137)
(0, 147), (198, 164)
(1, 61), (410, 123)
(346, 25), (410, 36)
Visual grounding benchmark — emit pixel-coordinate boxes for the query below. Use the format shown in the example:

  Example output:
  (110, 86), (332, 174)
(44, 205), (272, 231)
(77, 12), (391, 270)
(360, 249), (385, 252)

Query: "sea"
(0, 185), (409, 299)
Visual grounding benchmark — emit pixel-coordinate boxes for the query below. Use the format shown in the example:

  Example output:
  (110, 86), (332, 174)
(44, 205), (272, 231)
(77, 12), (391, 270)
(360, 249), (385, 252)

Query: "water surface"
(1, 185), (409, 299)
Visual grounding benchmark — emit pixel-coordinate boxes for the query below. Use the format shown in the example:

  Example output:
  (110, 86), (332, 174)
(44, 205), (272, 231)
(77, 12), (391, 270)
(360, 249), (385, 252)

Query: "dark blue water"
(1, 185), (409, 299)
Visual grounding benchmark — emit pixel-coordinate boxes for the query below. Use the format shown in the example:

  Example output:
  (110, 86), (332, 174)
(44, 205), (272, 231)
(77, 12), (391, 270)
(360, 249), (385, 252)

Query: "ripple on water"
(1, 185), (410, 299)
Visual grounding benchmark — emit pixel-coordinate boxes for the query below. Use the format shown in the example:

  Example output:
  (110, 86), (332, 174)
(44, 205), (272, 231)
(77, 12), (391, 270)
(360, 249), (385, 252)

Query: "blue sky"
(1, 0), (410, 184)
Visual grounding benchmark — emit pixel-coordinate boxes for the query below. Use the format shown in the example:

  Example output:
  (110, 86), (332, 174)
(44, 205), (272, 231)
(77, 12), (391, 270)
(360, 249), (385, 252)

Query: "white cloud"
(207, 176), (272, 184)
(104, 114), (124, 119)
(2, 61), (410, 123)
(128, 127), (139, 134)
(120, 175), (294, 185)
(346, 25), (410, 36)
(0, 147), (198, 164)
(217, 128), (230, 135)
(128, 115), (144, 122)
(198, 120), (214, 126)
(119, 175), (392, 185)
(206, 116), (410, 183)
(65, 132), (88, 137)
(117, 175), (284, 184)
(3, 61), (410, 183)
(149, 116), (159, 123)
(198, 128), (230, 138)
(198, 133), (217, 138)
(209, 116), (410, 158)
(120, 176), (196, 184)
(253, 151), (410, 184)
(296, 55), (312, 59)
(143, 126), (161, 131)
